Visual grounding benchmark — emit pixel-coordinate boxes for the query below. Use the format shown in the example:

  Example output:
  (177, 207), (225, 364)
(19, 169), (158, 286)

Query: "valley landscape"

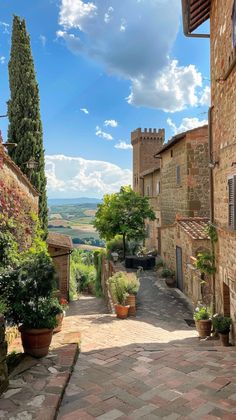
(48, 198), (104, 248)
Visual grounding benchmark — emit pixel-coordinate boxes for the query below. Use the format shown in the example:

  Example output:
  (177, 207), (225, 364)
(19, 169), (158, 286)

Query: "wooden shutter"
(228, 176), (236, 229)
(176, 165), (181, 185)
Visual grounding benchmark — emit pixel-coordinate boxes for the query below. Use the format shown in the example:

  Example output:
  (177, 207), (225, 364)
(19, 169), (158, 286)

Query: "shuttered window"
(228, 176), (236, 229)
(176, 165), (181, 185)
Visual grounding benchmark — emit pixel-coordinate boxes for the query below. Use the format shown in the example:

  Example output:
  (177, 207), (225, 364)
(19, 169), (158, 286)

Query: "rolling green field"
(48, 202), (104, 247)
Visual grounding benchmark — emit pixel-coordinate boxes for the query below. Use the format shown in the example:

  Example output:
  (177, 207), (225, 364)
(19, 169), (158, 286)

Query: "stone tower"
(131, 128), (165, 194)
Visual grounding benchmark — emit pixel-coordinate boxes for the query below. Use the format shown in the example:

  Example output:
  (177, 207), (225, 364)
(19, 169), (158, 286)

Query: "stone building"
(47, 232), (73, 300)
(157, 125), (210, 226)
(131, 128), (164, 195)
(182, 0), (236, 339)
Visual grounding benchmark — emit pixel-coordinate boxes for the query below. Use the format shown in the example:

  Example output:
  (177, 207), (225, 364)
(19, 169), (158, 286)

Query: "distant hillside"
(48, 197), (102, 206)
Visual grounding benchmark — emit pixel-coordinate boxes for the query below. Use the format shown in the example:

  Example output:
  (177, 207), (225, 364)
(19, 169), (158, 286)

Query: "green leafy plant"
(0, 298), (8, 315)
(195, 252), (216, 275)
(156, 258), (164, 269)
(193, 305), (212, 321)
(212, 314), (232, 333)
(0, 251), (57, 329)
(109, 272), (129, 305)
(126, 274), (140, 295)
(161, 268), (175, 278)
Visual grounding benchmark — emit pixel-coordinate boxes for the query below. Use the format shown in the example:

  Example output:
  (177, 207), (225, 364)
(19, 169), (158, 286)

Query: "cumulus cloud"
(115, 141), (132, 150)
(80, 107), (89, 114)
(95, 126), (113, 140)
(45, 154), (132, 198)
(167, 117), (208, 135)
(0, 56), (5, 65)
(199, 85), (211, 106)
(0, 22), (9, 34)
(57, 0), (207, 112)
(39, 35), (47, 47)
(104, 119), (118, 128)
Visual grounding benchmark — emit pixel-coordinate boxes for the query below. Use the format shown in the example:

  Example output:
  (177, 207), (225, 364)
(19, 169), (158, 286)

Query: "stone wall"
(48, 246), (70, 300)
(0, 315), (8, 395)
(210, 0), (236, 341)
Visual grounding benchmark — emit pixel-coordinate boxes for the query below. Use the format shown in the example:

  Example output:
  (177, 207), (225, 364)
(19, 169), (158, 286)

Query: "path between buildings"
(58, 272), (236, 419)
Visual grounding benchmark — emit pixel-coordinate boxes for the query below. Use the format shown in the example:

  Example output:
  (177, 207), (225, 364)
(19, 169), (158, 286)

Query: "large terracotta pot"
(219, 332), (230, 347)
(114, 304), (130, 319)
(126, 295), (136, 316)
(165, 277), (176, 288)
(195, 319), (212, 338)
(19, 326), (53, 358)
(53, 312), (64, 334)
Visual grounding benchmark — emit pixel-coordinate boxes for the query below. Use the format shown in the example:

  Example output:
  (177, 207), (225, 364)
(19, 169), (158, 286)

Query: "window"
(176, 165), (181, 185)
(170, 150), (173, 158)
(146, 185), (150, 196)
(233, 1), (236, 47)
(228, 175), (236, 229)
(157, 181), (160, 195)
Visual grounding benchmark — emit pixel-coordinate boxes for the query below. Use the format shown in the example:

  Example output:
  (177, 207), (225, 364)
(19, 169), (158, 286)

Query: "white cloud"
(80, 107), (89, 114)
(199, 85), (210, 106)
(0, 56), (5, 65)
(39, 35), (47, 47)
(95, 126), (113, 141)
(167, 117), (208, 135)
(57, 0), (207, 112)
(104, 119), (118, 128)
(115, 141), (132, 150)
(127, 60), (203, 112)
(0, 22), (9, 34)
(45, 154), (132, 198)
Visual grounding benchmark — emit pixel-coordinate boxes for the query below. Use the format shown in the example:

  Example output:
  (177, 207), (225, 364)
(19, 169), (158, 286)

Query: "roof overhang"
(182, 0), (211, 36)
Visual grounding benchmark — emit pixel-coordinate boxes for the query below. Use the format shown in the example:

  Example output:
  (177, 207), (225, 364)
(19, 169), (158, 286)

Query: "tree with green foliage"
(8, 16), (48, 235)
(94, 186), (156, 258)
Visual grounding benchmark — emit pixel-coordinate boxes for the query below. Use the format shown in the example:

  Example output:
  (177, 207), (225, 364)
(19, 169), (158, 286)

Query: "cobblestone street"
(58, 272), (236, 419)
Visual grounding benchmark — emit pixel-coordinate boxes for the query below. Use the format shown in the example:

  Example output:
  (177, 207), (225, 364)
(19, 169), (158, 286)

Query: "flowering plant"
(193, 304), (212, 321)
(60, 298), (69, 310)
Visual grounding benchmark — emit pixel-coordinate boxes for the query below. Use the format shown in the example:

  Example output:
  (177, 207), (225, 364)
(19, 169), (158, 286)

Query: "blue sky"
(0, 0), (210, 198)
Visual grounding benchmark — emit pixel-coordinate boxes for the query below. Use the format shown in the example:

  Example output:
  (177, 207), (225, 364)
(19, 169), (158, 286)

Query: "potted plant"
(161, 268), (176, 287)
(108, 272), (129, 319)
(125, 274), (140, 316)
(212, 314), (232, 346)
(193, 305), (212, 338)
(53, 298), (69, 333)
(0, 251), (58, 358)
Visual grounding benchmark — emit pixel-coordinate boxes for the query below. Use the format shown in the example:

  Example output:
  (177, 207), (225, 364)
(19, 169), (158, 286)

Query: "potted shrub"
(125, 274), (140, 316)
(52, 298), (68, 334)
(194, 305), (212, 338)
(161, 268), (176, 287)
(109, 272), (129, 319)
(0, 252), (58, 358)
(212, 314), (232, 346)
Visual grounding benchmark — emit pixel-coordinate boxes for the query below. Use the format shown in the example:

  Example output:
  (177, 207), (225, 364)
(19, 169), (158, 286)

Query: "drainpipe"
(208, 106), (216, 313)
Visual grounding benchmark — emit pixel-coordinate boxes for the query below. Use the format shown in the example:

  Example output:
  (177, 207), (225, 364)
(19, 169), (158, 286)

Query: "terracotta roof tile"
(177, 217), (210, 240)
(47, 232), (73, 250)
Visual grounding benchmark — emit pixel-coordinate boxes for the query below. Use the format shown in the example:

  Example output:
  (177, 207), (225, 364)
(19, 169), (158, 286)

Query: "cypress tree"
(8, 16), (48, 236)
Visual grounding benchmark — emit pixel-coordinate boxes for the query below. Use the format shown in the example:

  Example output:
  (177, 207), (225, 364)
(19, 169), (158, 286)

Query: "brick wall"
(210, 0), (236, 341)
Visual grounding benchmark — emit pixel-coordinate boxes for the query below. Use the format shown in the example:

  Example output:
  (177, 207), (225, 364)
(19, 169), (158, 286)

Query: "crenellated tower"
(131, 127), (165, 194)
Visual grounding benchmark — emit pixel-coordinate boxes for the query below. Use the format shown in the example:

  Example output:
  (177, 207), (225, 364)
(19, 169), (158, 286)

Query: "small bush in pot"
(161, 268), (176, 287)
(125, 274), (140, 316)
(212, 314), (232, 346)
(194, 305), (212, 338)
(108, 272), (129, 319)
(0, 251), (58, 357)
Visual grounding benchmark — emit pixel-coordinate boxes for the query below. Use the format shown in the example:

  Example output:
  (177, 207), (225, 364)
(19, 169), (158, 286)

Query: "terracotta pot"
(195, 319), (212, 338)
(114, 304), (130, 319)
(126, 295), (136, 316)
(19, 326), (53, 358)
(219, 332), (230, 346)
(165, 277), (176, 288)
(53, 312), (64, 333)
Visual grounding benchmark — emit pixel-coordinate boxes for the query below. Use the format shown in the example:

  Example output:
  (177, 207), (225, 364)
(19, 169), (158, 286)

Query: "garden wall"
(0, 316), (8, 395)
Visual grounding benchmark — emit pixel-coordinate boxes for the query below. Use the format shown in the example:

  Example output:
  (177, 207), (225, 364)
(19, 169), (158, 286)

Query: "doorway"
(176, 246), (183, 291)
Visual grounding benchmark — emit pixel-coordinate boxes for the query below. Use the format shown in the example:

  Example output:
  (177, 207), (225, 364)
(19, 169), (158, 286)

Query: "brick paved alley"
(58, 272), (236, 420)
